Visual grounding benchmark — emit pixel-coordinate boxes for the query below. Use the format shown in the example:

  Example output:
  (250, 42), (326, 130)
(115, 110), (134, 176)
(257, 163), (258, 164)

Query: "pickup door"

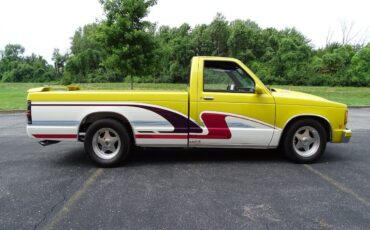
(189, 58), (276, 147)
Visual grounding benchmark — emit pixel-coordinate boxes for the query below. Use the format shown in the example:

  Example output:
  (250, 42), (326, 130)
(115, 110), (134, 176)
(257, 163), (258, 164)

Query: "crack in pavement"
(31, 168), (100, 230)
(43, 168), (103, 230)
(32, 193), (66, 230)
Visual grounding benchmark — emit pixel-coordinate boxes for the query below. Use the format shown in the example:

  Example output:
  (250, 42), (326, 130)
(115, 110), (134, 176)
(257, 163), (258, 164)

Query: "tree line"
(0, 0), (369, 86)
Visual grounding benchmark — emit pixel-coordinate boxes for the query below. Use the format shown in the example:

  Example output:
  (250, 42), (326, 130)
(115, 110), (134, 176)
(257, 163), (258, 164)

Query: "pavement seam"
(32, 193), (66, 230)
(304, 165), (370, 207)
(43, 168), (104, 230)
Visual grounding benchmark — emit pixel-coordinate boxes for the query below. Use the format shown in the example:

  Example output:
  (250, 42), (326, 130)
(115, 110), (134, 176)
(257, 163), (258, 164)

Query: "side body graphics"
(27, 102), (281, 148)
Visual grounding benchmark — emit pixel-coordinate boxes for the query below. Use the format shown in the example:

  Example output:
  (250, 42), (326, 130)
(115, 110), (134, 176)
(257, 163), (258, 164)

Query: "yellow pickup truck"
(26, 56), (352, 166)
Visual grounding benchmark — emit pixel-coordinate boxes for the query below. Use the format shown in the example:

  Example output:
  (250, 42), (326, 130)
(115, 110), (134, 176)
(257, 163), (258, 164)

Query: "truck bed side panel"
(27, 92), (190, 147)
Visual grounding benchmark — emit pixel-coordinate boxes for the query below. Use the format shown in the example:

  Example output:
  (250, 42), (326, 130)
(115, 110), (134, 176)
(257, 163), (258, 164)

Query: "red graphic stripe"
(189, 113), (231, 139)
(33, 134), (77, 139)
(135, 134), (187, 139)
(136, 113), (232, 140)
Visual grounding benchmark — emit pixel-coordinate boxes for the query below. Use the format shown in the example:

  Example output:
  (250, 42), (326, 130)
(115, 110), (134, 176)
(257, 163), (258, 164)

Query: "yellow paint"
(191, 57), (275, 126)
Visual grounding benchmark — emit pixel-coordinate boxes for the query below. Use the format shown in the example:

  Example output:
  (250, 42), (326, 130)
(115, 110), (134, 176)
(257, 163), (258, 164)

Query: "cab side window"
(203, 61), (255, 93)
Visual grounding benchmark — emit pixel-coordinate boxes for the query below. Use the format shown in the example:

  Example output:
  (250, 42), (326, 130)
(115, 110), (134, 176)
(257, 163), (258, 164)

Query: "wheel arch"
(279, 115), (333, 146)
(78, 112), (135, 145)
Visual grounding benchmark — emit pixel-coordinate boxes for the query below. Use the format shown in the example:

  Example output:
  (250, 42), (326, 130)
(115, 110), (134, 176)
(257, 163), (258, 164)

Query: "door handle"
(203, 96), (214, 101)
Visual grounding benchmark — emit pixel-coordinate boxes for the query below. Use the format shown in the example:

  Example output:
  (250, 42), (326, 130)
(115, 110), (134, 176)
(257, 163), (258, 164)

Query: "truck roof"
(193, 56), (240, 62)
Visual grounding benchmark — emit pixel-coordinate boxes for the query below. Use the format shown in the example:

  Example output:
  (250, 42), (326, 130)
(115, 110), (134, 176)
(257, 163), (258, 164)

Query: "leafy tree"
(192, 24), (213, 56)
(3, 44), (25, 61)
(25, 54), (55, 82)
(2, 11), (370, 87)
(167, 23), (194, 82)
(0, 44), (25, 80)
(268, 29), (313, 85)
(52, 49), (68, 78)
(65, 23), (108, 83)
(351, 43), (370, 86)
(99, 0), (158, 89)
(228, 19), (262, 63)
(208, 13), (229, 56)
(310, 44), (355, 86)
(153, 23), (195, 83)
(0, 44), (55, 82)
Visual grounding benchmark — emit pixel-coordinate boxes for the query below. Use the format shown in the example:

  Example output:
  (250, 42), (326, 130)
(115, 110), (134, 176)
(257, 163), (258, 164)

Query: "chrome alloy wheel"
(293, 126), (320, 157)
(92, 128), (121, 160)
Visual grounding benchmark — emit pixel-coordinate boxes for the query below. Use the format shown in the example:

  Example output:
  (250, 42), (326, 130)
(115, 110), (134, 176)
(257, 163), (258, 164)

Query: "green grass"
(0, 83), (369, 110)
(0, 83), (187, 110)
(272, 85), (370, 106)
(0, 83), (44, 110)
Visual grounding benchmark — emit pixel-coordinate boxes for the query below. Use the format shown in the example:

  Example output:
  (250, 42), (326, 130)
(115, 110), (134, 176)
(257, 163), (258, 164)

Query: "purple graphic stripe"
(129, 105), (202, 133)
(32, 103), (203, 134)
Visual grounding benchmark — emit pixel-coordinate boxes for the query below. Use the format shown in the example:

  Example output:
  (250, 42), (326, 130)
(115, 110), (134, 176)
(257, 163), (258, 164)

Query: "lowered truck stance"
(27, 57), (352, 166)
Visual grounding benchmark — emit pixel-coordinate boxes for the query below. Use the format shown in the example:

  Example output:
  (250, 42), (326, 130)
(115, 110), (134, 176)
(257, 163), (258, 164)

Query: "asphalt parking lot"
(0, 109), (369, 230)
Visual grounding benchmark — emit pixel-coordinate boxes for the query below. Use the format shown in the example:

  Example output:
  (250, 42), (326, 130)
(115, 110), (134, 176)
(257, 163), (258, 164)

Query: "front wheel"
(282, 119), (327, 163)
(84, 119), (131, 167)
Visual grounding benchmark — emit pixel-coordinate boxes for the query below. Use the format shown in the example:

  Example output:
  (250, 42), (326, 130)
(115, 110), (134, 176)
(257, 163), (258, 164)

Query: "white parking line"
(304, 165), (370, 207)
(44, 168), (104, 230)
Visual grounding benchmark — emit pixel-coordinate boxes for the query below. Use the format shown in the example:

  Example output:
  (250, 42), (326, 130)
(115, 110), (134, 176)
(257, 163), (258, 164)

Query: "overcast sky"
(0, 0), (369, 63)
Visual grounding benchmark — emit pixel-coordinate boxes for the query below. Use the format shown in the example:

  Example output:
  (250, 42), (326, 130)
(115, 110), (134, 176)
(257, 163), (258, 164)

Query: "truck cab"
(188, 57), (276, 147)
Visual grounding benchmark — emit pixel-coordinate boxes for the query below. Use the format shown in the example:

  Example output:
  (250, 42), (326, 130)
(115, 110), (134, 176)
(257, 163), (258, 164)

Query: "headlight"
(344, 110), (348, 126)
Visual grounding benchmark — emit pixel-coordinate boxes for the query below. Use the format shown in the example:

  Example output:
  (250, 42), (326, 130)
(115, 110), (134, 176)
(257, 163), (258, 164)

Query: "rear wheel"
(84, 119), (131, 167)
(282, 119), (327, 163)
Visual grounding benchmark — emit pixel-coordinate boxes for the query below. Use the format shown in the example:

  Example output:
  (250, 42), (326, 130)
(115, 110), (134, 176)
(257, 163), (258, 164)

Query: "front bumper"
(341, 129), (352, 143)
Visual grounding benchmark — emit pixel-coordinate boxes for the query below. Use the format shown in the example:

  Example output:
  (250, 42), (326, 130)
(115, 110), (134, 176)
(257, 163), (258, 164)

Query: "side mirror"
(255, 85), (264, 94)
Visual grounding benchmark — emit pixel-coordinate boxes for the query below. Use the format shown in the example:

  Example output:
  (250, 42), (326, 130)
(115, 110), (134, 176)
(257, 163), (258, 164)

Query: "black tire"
(281, 118), (327, 163)
(84, 119), (131, 167)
